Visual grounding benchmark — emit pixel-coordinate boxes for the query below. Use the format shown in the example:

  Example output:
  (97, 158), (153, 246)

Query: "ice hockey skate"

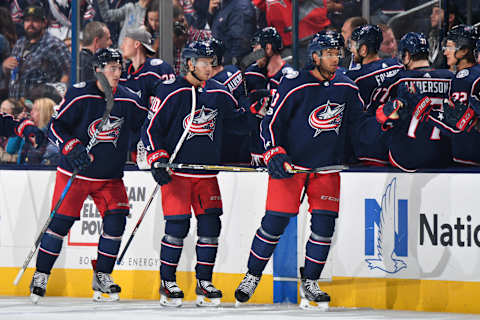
(92, 271), (121, 302)
(30, 271), (49, 304)
(299, 267), (330, 310)
(195, 280), (222, 307)
(234, 272), (261, 306)
(159, 280), (184, 307)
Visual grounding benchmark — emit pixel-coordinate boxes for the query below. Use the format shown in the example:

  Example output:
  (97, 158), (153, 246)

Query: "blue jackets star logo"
(308, 100), (345, 137)
(88, 116), (124, 147)
(183, 106), (218, 140)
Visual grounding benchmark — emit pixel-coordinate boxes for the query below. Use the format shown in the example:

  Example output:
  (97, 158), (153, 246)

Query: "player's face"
(349, 40), (362, 63)
(102, 62), (122, 88)
(443, 40), (458, 66)
(192, 57), (213, 81)
(253, 44), (268, 68)
(319, 48), (341, 74)
(120, 37), (136, 59)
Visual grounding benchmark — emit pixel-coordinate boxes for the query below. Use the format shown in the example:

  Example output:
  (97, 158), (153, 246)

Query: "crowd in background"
(0, 0), (479, 167)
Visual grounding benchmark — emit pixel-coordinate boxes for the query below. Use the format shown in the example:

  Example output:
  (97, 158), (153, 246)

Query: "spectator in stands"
(0, 98), (23, 163)
(9, 0), (49, 38)
(340, 16), (367, 69)
(2, 5), (71, 100)
(96, 0), (151, 47)
(379, 24), (398, 58)
(0, 7), (15, 100)
(144, 0), (160, 55)
(209, 0), (256, 65)
(173, 4), (188, 75)
(47, 0), (95, 41)
(91, 0), (135, 47)
(79, 21), (112, 82)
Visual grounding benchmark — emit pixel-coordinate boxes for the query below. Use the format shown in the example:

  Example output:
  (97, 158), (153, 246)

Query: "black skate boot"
(195, 279), (222, 307)
(299, 267), (330, 310)
(92, 271), (121, 302)
(30, 271), (49, 304)
(159, 280), (184, 307)
(234, 272), (261, 305)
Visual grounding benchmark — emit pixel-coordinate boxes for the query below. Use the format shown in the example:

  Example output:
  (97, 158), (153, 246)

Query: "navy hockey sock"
(160, 220), (190, 281)
(96, 214), (126, 273)
(195, 215), (221, 281)
(36, 216), (74, 274)
(247, 214), (290, 276)
(303, 213), (337, 280)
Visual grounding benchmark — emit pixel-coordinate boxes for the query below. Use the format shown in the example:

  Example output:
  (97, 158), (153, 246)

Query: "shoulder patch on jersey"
(162, 77), (176, 84)
(457, 69), (469, 78)
(282, 67), (299, 79)
(150, 59), (164, 66)
(73, 82), (86, 88)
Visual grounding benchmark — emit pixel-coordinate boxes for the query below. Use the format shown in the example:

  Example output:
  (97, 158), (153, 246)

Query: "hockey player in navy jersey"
(373, 32), (454, 172)
(425, 25), (480, 165)
(234, 31), (381, 310)
(119, 26), (175, 162)
(244, 27), (295, 165)
(209, 37), (250, 163)
(346, 24), (404, 166)
(29, 48), (148, 303)
(141, 40), (254, 307)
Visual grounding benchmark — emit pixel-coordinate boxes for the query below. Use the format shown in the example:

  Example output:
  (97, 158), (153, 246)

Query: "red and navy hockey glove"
(263, 146), (294, 179)
(248, 89), (271, 117)
(15, 119), (45, 148)
(62, 138), (92, 172)
(433, 99), (478, 133)
(148, 149), (172, 186)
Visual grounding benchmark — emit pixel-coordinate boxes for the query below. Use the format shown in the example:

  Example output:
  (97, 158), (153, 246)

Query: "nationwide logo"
(308, 100), (345, 137)
(183, 106), (218, 140)
(88, 116), (124, 147)
(364, 178), (408, 274)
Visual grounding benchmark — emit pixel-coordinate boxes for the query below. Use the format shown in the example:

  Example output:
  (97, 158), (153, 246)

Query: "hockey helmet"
(251, 27), (283, 52)
(446, 24), (478, 51)
(308, 30), (345, 61)
(93, 48), (123, 69)
(181, 40), (216, 73)
(350, 24), (383, 53)
(209, 38), (225, 66)
(398, 32), (429, 58)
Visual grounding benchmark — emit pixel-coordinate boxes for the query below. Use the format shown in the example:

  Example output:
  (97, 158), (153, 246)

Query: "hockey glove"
(62, 138), (92, 172)
(148, 150), (172, 186)
(263, 146), (294, 179)
(248, 89), (271, 117)
(433, 99), (478, 133)
(15, 119), (45, 148)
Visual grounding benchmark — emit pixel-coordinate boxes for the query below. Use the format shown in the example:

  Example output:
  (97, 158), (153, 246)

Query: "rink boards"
(1, 168), (480, 313)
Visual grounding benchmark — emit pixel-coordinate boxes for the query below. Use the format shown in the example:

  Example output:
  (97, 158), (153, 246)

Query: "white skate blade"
(30, 293), (41, 304)
(159, 294), (182, 307)
(299, 298), (329, 311)
(93, 291), (119, 302)
(196, 295), (221, 307)
(235, 300), (244, 308)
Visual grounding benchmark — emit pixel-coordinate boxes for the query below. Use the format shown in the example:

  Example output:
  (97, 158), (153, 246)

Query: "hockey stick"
(13, 72), (115, 285)
(117, 86), (197, 265)
(152, 162), (349, 174)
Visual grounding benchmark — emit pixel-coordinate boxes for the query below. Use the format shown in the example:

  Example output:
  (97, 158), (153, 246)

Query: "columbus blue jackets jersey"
(49, 81), (148, 179)
(261, 69), (380, 169)
(371, 68), (454, 171)
(346, 58), (403, 114)
(120, 58), (175, 106)
(0, 113), (22, 137)
(429, 65), (480, 165)
(212, 65), (250, 163)
(245, 62), (295, 159)
(141, 77), (251, 175)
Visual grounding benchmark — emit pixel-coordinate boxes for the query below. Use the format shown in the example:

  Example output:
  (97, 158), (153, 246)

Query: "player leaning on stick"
(29, 48), (148, 303)
(234, 31), (382, 310)
(141, 40), (255, 307)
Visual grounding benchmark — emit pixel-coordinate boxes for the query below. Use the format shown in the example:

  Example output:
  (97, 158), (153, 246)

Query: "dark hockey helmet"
(398, 32), (429, 58)
(208, 37), (225, 66)
(181, 40), (215, 73)
(93, 48), (123, 69)
(308, 30), (345, 61)
(446, 24), (478, 51)
(350, 24), (383, 53)
(251, 27), (283, 52)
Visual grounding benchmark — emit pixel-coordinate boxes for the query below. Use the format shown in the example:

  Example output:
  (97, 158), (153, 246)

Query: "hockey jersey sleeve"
(48, 87), (83, 150)
(0, 113), (21, 138)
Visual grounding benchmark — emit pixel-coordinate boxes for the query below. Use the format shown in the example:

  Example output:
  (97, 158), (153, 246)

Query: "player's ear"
(187, 59), (194, 72)
(266, 43), (273, 54)
(359, 44), (368, 57)
(312, 52), (320, 65)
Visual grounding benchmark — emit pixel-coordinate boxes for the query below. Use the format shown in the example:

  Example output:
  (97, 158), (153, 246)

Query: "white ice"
(1, 297), (479, 320)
